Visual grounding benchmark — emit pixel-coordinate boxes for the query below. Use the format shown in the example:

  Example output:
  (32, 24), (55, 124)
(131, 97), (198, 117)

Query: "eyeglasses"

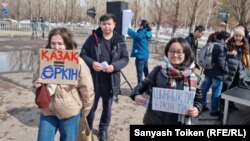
(168, 50), (184, 56)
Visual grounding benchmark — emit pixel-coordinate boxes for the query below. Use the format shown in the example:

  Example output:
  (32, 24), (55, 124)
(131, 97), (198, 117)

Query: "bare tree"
(64, 0), (68, 23)
(189, 0), (202, 33)
(94, 0), (106, 20)
(4, 0), (249, 31)
(27, 0), (32, 20)
(204, 0), (216, 30)
(227, 0), (250, 26)
(150, 0), (166, 39)
(142, 0), (147, 19)
(14, 0), (21, 21)
(49, 0), (51, 22)
(38, 0), (41, 18)
(128, 0), (142, 28)
(78, 0), (82, 22)
(171, 0), (180, 38)
(70, 0), (77, 23)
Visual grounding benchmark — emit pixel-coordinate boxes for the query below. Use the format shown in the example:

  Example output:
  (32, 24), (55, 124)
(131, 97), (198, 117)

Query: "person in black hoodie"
(130, 38), (203, 125)
(80, 13), (129, 141)
(201, 31), (230, 117)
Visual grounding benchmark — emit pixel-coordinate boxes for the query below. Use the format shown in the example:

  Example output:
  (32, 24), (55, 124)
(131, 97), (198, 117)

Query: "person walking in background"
(40, 17), (46, 38)
(127, 19), (152, 84)
(31, 18), (38, 39)
(207, 22), (227, 44)
(201, 31), (230, 117)
(80, 13), (129, 141)
(33, 27), (94, 141)
(185, 25), (205, 70)
(130, 37), (203, 125)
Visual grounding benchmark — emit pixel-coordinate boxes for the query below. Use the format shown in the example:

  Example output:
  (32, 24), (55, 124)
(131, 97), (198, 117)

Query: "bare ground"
(0, 31), (250, 141)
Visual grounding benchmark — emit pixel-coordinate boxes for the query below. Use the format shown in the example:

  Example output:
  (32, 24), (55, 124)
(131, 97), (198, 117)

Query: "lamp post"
(218, 8), (230, 30)
(224, 13), (230, 30)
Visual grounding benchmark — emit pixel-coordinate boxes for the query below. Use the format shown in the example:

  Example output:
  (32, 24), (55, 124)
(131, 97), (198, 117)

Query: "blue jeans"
(201, 76), (223, 113)
(135, 58), (149, 84)
(37, 113), (80, 141)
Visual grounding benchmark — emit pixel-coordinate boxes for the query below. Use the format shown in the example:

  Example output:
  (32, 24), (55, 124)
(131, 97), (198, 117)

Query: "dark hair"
(140, 20), (151, 31)
(216, 31), (230, 41)
(194, 25), (205, 32)
(99, 13), (116, 23)
(45, 27), (77, 50)
(164, 37), (194, 70)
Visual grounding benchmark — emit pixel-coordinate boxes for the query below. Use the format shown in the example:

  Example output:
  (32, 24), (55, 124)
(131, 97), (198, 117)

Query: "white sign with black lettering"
(152, 87), (195, 114)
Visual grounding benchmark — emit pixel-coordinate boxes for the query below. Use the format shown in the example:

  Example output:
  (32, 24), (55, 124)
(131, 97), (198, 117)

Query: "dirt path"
(0, 31), (250, 141)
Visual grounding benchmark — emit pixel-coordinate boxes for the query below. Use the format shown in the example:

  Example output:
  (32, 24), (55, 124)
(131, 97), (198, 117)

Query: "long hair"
(227, 37), (249, 54)
(45, 27), (77, 50)
(164, 37), (194, 70)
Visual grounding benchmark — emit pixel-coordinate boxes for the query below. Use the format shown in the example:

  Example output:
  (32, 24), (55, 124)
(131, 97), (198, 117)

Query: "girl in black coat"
(131, 38), (202, 125)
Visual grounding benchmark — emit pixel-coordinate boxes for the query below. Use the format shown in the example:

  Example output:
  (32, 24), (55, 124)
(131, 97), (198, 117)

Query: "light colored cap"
(233, 26), (245, 37)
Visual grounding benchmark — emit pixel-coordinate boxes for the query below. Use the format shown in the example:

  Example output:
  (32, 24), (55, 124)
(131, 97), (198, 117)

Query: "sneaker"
(210, 111), (223, 117)
(202, 106), (209, 112)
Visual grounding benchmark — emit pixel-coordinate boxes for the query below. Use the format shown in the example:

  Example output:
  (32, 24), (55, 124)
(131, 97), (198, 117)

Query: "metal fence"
(0, 21), (95, 34)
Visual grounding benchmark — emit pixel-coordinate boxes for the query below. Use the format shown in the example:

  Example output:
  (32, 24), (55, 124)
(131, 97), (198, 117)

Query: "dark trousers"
(135, 58), (149, 84)
(41, 28), (45, 38)
(87, 91), (113, 133)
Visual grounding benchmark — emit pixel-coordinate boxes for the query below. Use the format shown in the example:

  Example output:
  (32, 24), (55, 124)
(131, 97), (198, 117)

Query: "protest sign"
(152, 87), (195, 114)
(39, 48), (79, 85)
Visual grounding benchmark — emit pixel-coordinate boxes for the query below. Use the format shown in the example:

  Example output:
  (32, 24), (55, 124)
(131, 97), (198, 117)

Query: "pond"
(0, 49), (38, 74)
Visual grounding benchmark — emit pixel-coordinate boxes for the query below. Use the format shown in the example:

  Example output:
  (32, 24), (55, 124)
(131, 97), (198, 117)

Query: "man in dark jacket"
(80, 13), (129, 141)
(185, 25), (205, 69)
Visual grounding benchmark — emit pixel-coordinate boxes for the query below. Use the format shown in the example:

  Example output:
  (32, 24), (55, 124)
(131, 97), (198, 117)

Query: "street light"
(218, 8), (230, 30)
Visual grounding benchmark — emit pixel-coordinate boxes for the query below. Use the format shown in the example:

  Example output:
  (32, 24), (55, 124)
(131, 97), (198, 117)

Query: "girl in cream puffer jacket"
(33, 27), (94, 141)
(33, 58), (94, 119)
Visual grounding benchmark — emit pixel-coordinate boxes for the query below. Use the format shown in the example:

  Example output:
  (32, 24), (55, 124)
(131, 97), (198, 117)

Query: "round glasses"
(168, 50), (184, 56)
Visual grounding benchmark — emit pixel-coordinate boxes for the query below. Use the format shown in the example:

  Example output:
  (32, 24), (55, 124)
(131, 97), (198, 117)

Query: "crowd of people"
(32, 12), (250, 141)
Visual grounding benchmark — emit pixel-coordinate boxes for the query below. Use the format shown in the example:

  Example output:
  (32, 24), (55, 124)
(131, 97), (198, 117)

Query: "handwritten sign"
(39, 48), (79, 85)
(152, 87), (195, 115)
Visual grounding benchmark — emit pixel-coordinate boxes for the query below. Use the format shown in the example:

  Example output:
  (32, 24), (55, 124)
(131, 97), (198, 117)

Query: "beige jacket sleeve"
(77, 58), (94, 117)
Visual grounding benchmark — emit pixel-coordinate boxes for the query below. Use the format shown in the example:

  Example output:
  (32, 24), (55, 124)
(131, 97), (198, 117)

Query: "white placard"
(152, 87), (195, 115)
(122, 9), (133, 38)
